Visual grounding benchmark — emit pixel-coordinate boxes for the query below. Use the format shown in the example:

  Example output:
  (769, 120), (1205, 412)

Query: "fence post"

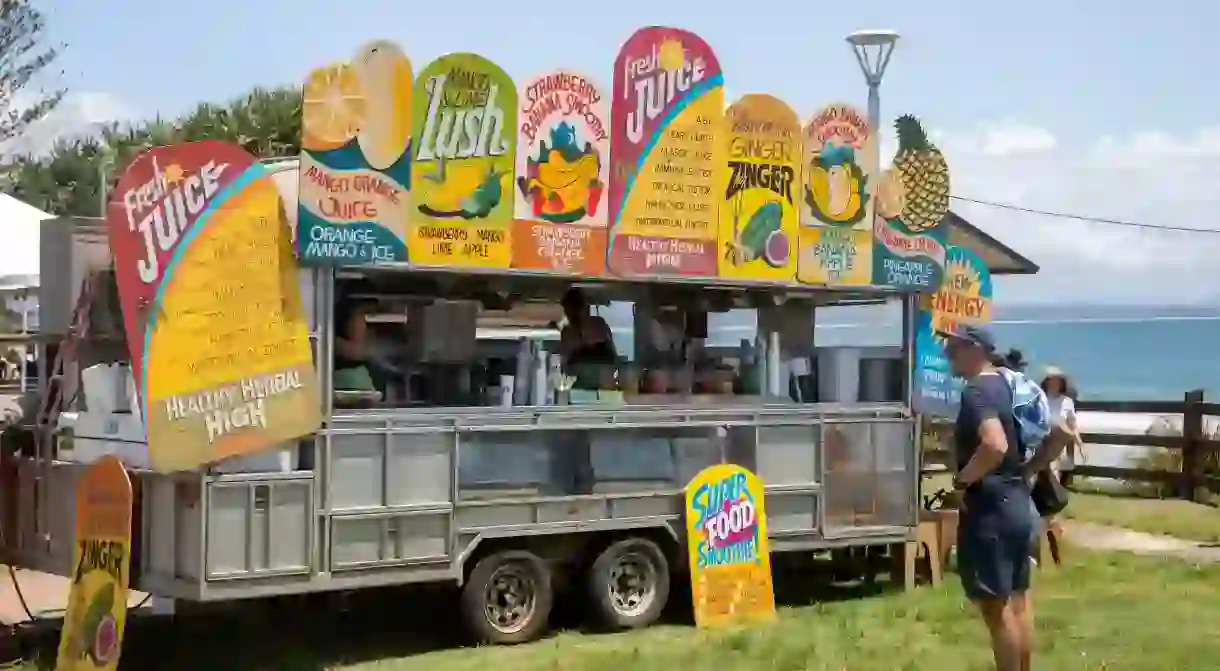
(1182, 389), (1205, 502)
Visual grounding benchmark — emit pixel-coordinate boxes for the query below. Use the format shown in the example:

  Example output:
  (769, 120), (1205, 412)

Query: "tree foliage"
(5, 86), (302, 216)
(0, 0), (63, 143)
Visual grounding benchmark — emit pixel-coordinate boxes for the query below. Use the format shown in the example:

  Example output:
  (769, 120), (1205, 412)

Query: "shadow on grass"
(11, 554), (909, 670)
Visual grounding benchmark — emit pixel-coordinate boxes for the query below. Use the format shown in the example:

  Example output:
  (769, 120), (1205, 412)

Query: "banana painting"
(409, 52), (517, 267)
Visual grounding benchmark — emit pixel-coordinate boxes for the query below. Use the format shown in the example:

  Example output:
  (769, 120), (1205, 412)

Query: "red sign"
(106, 140), (259, 392)
(608, 26), (724, 277)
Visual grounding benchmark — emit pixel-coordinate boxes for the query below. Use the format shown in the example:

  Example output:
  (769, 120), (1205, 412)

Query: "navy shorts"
(957, 489), (1035, 600)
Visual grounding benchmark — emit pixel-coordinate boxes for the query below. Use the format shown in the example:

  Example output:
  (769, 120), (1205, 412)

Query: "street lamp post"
(845, 29), (915, 405)
(846, 29), (900, 162)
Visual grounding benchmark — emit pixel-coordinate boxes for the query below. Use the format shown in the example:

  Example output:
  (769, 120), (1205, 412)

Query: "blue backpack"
(998, 368), (1051, 460)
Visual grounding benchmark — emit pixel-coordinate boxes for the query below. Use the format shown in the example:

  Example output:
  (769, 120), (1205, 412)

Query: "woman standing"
(1042, 366), (1083, 487)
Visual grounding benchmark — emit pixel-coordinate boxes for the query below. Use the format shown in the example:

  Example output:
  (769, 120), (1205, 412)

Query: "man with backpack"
(940, 324), (1071, 671)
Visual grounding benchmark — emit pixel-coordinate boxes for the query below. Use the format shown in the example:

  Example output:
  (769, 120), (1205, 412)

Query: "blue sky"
(32, 0), (1220, 304)
(42, 0), (1216, 137)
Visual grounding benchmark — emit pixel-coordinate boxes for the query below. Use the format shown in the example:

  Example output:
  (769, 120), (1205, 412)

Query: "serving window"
(327, 272), (832, 411)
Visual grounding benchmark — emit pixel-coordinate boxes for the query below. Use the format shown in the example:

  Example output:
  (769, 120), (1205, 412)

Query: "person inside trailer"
(557, 287), (617, 390)
(333, 294), (390, 398)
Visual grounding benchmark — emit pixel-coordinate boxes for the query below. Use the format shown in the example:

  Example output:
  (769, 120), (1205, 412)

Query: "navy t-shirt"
(955, 373), (1028, 510)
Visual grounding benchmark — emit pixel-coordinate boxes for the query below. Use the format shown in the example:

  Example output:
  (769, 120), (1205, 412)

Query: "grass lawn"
(14, 548), (1219, 670)
(1060, 487), (1220, 544)
(923, 473), (1220, 544)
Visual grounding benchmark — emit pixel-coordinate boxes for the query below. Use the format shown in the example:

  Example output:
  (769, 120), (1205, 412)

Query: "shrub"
(1129, 416), (1220, 498)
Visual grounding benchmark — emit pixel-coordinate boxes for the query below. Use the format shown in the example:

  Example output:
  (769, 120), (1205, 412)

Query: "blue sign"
(913, 246), (993, 418)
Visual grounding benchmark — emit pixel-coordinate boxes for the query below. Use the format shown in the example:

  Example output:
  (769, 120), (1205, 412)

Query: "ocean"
(813, 303), (1220, 469)
(992, 316), (1220, 401)
(813, 302), (1220, 402)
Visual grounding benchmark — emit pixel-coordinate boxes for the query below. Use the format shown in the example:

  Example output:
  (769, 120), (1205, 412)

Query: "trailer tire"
(586, 537), (670, 630)
(462, 550), (553, 645)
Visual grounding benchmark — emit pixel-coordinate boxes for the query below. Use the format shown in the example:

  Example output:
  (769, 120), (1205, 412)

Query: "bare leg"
(977, 597), (1023, 671)
(1011, 590), (1034, 671)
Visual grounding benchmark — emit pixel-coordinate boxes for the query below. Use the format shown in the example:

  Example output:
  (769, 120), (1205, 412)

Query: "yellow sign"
(685, 464), (776, 628)
(107, 141), (323, 472)
(408, 53), (517, 268)
(56, 456), (132, 670)
(798, 103), (875, 287)
(797, 226), (873, 286)
(717, 94), (800, 281)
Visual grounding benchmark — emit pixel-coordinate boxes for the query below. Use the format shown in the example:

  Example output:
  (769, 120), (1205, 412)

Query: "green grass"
(1060, 487), (1220, 544)
(923, 473), (1220, 544)
(334, 551), (1219, 671)
(10, 549), (1219, 670)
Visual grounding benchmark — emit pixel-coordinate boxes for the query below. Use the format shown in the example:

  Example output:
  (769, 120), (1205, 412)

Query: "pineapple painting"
(890, 115), (950, 232)
(870, 113), (952, 291)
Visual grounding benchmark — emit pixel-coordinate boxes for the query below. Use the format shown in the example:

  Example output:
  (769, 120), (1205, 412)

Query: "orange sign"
(56, 456), (133, 671)
(685, 464), (776, 628)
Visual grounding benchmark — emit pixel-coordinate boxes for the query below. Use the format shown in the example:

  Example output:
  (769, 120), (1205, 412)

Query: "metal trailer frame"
(6, 263), (922, 605)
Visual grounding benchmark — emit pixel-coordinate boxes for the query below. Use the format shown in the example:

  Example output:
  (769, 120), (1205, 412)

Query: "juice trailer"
(2, 183), (1036, 644)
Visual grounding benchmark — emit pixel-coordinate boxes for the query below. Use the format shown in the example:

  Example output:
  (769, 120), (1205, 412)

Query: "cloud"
(879, 120), (1220, 305)
(1, 91), (135, 156)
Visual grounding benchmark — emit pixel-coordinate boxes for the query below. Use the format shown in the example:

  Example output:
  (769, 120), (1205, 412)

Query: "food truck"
(0, 27), (1038, 645)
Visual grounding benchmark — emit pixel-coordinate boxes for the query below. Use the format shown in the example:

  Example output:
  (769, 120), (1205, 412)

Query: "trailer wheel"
(586, 537), (670, 630)
(462, 550), (553, 645)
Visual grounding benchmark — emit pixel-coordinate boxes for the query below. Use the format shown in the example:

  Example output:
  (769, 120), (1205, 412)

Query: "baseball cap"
(937, 324), (997, 352)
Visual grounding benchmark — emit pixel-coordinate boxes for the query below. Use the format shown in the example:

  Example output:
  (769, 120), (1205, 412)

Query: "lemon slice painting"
(303, 63), (365, 153)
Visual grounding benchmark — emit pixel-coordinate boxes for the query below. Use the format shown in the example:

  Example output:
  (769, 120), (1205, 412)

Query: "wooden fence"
(922, 390), (1220, 502)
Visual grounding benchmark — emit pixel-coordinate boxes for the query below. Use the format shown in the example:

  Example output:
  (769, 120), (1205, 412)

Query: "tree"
(4, 86), (302, 216)
(0, 0), (64, 144)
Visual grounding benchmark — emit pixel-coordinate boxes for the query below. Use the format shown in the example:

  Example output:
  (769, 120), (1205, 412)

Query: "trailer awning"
(945, 211), (1040, 276)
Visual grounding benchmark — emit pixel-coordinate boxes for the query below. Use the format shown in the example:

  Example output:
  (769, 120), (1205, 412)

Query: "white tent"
(0, 193), (51, 292)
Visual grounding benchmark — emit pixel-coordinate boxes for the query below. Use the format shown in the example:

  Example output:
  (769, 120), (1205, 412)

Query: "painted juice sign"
(717, 94), (799, 281)
(608, 27), (724, 277)
(409, 53), (517, 268)
(871, 114), (951, 290)
(798, 103), (874, 286)
(685, 464), (776, 628)
(107, 140), (322, 472)
(512, 69), (609, 275)
(913, 246), (993, 417)
(298, 40), (413, 265)
(56, 456), (132, 671)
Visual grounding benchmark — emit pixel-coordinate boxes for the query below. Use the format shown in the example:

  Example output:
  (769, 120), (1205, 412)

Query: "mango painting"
(799, 103), (874, 287)
(298, 39), (412, 265)
(717, 94), (800, 281)
(55, 456), (132, 671)
(608, 26), (724, 277)
(512, 69), (609, 275)
(409, 53), (517, 268)
(106, 140), (322, 472)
